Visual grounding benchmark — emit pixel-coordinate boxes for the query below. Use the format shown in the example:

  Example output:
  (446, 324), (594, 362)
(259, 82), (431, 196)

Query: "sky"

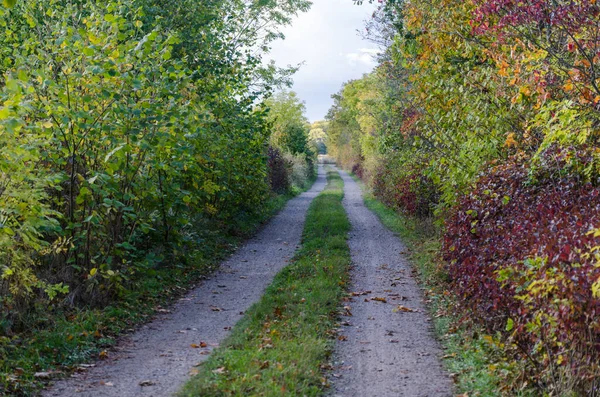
(267, 0), (379, 122)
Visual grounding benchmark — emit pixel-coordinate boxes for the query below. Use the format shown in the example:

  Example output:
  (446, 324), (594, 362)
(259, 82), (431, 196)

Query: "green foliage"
(178, 169), (351, 396)
(0, 0), (312, 393)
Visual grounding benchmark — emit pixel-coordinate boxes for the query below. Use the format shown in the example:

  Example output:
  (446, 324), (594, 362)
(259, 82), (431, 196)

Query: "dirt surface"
(42, 166), (326, 397)
(329, 170), (453, 397)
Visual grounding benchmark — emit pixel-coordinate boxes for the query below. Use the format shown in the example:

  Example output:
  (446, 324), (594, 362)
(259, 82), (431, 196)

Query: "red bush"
(373, 159), (437, 218)
(351, 160), (364, 180)
(443, 146), (600, 389)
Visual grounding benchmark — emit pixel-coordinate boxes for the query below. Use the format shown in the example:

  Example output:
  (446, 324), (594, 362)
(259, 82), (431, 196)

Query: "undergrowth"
(178, 169), (351, 396)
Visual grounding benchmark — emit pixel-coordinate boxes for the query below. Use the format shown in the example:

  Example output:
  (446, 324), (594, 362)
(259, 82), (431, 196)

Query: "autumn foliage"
(327, 0), (600, 392)
(443, 147), (600, 390)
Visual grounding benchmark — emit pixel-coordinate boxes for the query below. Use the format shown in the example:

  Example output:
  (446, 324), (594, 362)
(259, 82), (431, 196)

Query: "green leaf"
(506, 318), (514, 332)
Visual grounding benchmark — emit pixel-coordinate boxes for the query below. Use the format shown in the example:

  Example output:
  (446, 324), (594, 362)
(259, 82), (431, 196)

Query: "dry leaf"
(139, 380), (156, 386)
(393, 305), (416, 313)
(372, 297), (387, 303)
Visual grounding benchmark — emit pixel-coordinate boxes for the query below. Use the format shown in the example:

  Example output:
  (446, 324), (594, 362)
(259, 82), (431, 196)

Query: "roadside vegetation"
(329, 0), (600, 394)
(0, 0), (316, 395)
(178, 169), (351, 397)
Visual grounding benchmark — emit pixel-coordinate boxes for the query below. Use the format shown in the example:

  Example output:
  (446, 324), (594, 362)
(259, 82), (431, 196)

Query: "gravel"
(329, 169), (454, 397)
(42, 166), (327, 397)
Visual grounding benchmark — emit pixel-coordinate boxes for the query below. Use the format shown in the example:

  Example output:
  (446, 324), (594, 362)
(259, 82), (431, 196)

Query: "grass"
(349, 174), (512, 397)
(178, 169), (351, 397)
(0, 190), (304, 397)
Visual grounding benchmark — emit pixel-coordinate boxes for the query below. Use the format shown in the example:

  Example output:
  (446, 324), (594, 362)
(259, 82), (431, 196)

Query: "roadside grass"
(349, 174), (516, 396)
(178, 169), (351, 397)
(0, 190), (303, 396)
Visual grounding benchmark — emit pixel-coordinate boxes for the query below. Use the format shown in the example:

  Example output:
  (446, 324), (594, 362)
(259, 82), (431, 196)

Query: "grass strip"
(349, 175), (509, 396)
(178, 169), (351, 397)
(0, 190), (301, 397)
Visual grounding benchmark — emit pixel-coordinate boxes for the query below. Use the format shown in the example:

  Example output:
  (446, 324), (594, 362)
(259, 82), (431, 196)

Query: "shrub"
(267, 146), (290, 194)
(351, 161), (364, 180)
(372, 157), (438, 218)
(443, 146), (600, 393)
(283, 151), (315, 190)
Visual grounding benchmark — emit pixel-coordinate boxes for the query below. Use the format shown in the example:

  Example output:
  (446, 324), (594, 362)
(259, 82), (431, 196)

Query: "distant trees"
(265, 91), (317, 191)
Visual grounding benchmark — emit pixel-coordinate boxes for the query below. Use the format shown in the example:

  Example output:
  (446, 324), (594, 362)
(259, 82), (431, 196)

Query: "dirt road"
(329, 170), (453, 397)
(43, 167), (326, 397)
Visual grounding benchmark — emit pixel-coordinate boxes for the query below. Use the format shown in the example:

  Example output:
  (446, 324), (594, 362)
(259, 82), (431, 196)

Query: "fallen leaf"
(33, 372), (52, 379)
(372, 297), (387, 303)
(200, 342), (208, 348)
(139, 380), (156, 386)
(393, 305), (416, 313)
(212, 367), (226, 374)
(99, 350), (108, 359)
(337, 335), (348, 341)
(190, 344), (200, 349)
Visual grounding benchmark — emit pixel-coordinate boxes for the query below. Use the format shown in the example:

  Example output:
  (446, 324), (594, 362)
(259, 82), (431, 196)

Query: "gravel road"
(329, 170), (453, 397)
(42, 166), (326, 397)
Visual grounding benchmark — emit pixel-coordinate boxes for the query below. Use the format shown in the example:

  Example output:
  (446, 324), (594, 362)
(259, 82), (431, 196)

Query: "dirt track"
(329, 170), (453, 397)
(42, 166), (326, 397)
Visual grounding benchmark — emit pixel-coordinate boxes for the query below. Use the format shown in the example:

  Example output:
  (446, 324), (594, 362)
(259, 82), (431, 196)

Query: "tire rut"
(329, 169), (453, 397)
(42, 166), (327, 397)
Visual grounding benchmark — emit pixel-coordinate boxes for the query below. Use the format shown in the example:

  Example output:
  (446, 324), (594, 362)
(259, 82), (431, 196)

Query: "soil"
(42, 167), (327, 397)
(328, 170), (454, 397)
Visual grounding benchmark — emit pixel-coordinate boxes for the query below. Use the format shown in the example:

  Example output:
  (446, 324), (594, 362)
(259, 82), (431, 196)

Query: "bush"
(351, 161), (364, 180)
(443, 146), (600, 393)
(267, 146), (290, 194)
(372, 157), (438, 218)
(283, 151), (315, 191)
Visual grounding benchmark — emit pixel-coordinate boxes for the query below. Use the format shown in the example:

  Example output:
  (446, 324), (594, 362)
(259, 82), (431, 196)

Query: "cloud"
(345, 48), (378, 67)
(266, 0), (378, 121)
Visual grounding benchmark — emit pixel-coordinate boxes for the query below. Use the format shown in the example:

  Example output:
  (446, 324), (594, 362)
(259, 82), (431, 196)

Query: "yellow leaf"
(564, 81), (575, 91)
(504, 133), (517, 148)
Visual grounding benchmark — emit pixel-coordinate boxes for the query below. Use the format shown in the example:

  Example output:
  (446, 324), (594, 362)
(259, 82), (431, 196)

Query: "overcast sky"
(267, 0), (379, 122)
